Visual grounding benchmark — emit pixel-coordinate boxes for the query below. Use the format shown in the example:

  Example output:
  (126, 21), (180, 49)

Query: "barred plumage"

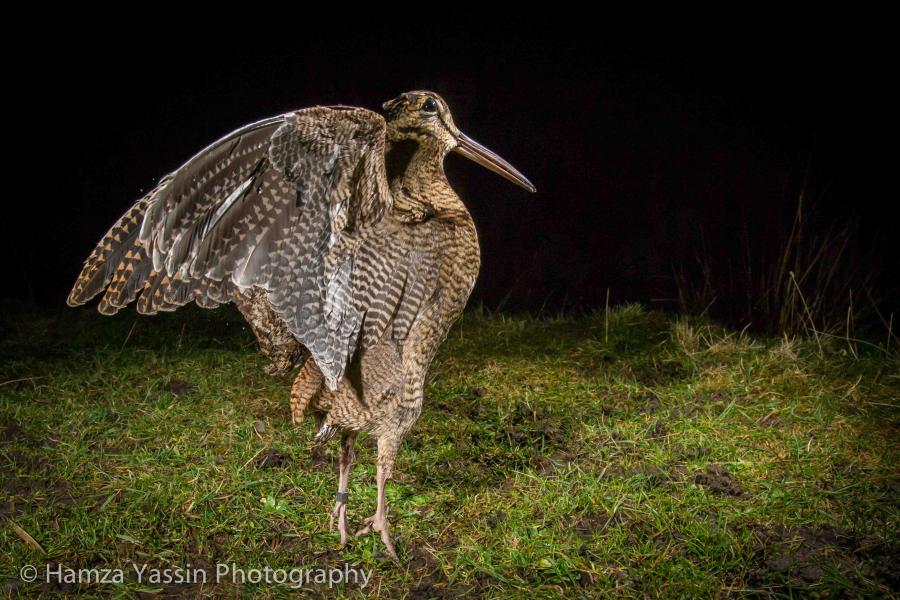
(68, 91), (534, 560)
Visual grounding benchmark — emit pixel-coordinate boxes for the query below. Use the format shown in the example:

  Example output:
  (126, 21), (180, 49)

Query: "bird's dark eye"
(421, 97), (437, 113)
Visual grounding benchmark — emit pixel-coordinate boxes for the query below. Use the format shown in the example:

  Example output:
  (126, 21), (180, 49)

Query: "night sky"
(7, 23), (896, 328)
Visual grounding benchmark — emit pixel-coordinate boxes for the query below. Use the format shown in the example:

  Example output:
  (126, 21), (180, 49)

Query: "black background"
(6, 19), (896, 327)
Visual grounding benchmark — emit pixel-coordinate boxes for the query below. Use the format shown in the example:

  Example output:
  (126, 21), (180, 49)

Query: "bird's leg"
(355, 436), (401, 563)
(329, 432), (357, 545)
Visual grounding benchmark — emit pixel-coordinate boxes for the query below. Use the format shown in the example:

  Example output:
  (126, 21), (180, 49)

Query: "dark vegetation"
(674, 181), (897, 340)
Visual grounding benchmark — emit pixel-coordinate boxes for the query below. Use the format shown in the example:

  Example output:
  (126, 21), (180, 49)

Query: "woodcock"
(68, 91), (535, 561)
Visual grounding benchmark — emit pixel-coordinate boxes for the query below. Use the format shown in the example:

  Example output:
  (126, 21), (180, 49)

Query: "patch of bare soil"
(407, 543), (457, 599)
(1, 434), (76, 516)
(746, 524), (899, 593)
(0, 420), (28, 445)
(575, 509), (623, 537)
(500, 405), (570, 450)
(532, 450), (575, 475)
(485, 510), (507, 529)
(164, 378), (197, 396)
(253, 448), (291, 470)
(695, 464), (747, 497)
(673, 443), (710, 461)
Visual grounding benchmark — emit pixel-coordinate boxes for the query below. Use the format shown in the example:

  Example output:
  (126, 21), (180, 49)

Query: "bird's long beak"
(454, 132), (536, 193)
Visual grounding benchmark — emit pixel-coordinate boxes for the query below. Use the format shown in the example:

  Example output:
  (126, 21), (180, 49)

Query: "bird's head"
(382, 91), (535, 192)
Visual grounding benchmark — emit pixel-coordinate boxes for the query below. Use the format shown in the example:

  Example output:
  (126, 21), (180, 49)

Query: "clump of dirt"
(164, 378), (197, 396)
(407, 543), (440, 572)
(443, 458), (493, 486)
(500, 406), (569, 449)
(0, 421), (27, 444)
(409, 581), (454, 599)
(266, 519), (309, 556)
(1, 447), (76, 516)
(695, 464), (747, 497)
(405, 543), (464, 599)
(575, 509), (622, 536)
(39, 561), (77, 595)
(651, 529), (685, 551)
(207, 532), (232, 560)
(699, 392), (727, 406)
(650, 420), (668, 437)
(673, 444), (710, 461)
(841, 401), (866, 416)
(532, 450), (574, 475)
(486, 510), (507, 529)
(618, 519), (687, 555)
(668, 404), (700, 420)
(746, 523), (900, 592)
(502, 426), (529, 447)
(254, 448), (291, 469)
(636, 390), (661, 413)
(534, 420), (567, 446)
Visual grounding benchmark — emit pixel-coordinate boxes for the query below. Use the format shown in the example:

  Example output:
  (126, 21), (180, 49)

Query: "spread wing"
(68, 106), (437, 387)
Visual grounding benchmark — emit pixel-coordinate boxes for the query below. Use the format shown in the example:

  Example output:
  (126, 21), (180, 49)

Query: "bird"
(67, 91), (535, 561)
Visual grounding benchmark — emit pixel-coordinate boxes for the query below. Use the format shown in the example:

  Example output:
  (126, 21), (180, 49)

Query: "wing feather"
(69, 105), (437, 388)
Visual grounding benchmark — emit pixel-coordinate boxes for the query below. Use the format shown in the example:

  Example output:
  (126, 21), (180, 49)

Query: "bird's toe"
(354, 515), (399, 563)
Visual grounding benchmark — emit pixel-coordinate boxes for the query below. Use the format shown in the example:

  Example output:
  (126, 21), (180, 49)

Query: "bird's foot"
(355, 514), (399, 563)
(328, 497), (350, 545)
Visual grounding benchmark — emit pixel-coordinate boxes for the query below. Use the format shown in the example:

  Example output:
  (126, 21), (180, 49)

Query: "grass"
(1, 304), (898, 598)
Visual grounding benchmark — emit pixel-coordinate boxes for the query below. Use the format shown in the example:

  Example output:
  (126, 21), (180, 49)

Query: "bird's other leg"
(329, 432), (357, 545)
(355, 435), (402, 563)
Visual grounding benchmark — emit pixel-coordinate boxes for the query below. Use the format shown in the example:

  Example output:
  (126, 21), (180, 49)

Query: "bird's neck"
(395, 142), (464, 213)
